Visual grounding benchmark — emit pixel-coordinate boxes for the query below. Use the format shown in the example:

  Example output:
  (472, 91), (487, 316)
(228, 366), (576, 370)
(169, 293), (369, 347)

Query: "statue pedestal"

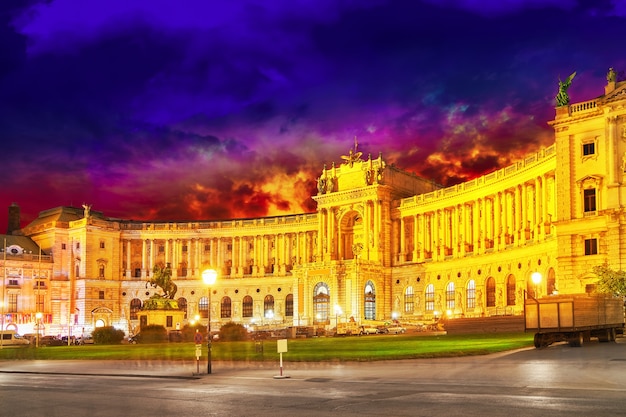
(138, 296), (185, 331)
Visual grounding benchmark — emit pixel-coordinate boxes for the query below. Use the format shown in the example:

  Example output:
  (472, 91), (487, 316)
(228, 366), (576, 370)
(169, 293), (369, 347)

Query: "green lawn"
(0, 333), (533, 362)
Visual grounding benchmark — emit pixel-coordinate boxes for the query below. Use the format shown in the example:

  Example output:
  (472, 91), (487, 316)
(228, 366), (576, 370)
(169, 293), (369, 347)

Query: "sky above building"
(1, 0), (625, 230)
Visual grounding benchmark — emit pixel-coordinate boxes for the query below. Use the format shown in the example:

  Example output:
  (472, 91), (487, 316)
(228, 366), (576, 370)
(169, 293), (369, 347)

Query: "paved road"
(1, 338), (626, 416)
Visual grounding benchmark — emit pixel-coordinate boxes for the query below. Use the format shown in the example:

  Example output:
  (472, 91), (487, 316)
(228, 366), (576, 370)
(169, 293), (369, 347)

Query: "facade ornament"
(607, 67), (616, 83)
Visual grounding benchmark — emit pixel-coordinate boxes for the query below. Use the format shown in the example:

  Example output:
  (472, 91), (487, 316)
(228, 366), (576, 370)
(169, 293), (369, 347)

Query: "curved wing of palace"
(3, 71), (626, 337)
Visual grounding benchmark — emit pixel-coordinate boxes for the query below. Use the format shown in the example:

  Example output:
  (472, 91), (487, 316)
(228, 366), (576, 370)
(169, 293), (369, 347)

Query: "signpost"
(273, 339), (290, 379)
(194, 330), (203, 375)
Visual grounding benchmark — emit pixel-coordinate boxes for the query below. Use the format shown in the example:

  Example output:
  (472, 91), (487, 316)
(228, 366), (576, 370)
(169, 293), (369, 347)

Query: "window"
(205, 244), (210, 252)
(466, 280), (476, 310)
(99, 291), (105, 300)
(582, 142), (595, 156)
(9, 279), (18, 286)
(177, 297), (188, 319)
(404, 286), (414, 313)
(166, 316), (173, 327)
(199, 296), (208, 319)
(264, 295), (274, 318)
(285, 294), (294, 317)
(182, 245), (188, 252)
(159, 245), (165, 253)
(100, 241), (105, 249)
(486, 277), (496, 307)
(425, 284), (435, 312)
(130, 299), (142, 320)
(364, 281), (375, 320)
(584, 189), (596, 212)
(585, 238), (598, 255)
(8, 293), (17, 312)
(242, 296), (253, 318)
(506, 275), (516, 306)
(61, 243), (66, 250)
(221, 297), (232, 319)
(446, 282), (455, 310)
(76, 242), (80, 249)
(99, 265), (105, 278)
(134, 268), (141, 278)
(313, 283), (330, 323)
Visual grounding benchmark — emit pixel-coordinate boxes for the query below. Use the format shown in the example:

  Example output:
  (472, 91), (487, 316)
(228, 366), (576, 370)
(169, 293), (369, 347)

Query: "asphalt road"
(1, 338), (626, 417)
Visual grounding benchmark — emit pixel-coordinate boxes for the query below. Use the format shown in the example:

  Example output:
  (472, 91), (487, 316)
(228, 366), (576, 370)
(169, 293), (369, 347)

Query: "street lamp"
(202, 269), (217, 374)
(531, 272), (542, 299)
(35, 312), (43, 348)
(334, 304), (342, 329)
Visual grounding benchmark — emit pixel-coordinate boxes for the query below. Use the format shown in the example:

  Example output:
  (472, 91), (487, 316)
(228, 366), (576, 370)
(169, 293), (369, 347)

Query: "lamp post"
(202, 269), (217, 374)
(334, 304), (342, 330)
(35, 312), (43, 348)
(531, 272), (542, 299)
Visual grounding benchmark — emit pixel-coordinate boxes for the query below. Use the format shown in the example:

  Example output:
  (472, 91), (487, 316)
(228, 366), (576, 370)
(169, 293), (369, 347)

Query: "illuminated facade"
(2, 74), (626, 337)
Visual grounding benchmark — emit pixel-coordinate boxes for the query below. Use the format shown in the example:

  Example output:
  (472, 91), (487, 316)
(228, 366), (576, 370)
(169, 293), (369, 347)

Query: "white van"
(0, 330), (30, 346)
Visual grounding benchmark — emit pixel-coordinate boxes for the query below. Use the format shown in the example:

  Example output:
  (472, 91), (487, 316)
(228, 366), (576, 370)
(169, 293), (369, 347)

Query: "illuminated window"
(242, 296), (253, 318)
(446, 282), (455, 310)
(221, 297), (232, 319)
(466, 280), (476, 309)
(364, 281), (375, 320)
(506, 275), (516, 306)
(130, 299), (142, 320)
(404, 286), (414, 313)
(177, 297), (187, 319)
(313, 283), (330, 323)
(285, 294), (294, 317)
(199, 296), (208, 319)
(425, 284), (435, 312)
(8, 293), (17, 312)
(486, 277), (496, 307)
(264, 295), (274, 318)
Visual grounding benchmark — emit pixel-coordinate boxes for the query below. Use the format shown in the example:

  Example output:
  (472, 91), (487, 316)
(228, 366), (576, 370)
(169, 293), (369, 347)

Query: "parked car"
(360, 326), (379, 335)
(77, 335), (94, 345)
(39, 336), (65, 346)
(61, 335), (78, 345)
(386, 325), (407, 334)
(0, 330), (30, 347)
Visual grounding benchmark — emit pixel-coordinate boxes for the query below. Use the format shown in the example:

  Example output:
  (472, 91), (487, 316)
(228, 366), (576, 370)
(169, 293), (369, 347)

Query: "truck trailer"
(525, 293), (624, 348)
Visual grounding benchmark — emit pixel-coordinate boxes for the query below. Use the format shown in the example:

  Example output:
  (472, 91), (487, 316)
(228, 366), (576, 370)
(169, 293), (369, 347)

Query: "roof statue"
(607, 67), (616, 83)
(555, 71), (576, 107)
(341, 136), (363, 167)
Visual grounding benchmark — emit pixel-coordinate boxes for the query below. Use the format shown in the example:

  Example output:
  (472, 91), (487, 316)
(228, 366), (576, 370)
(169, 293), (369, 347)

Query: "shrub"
(181, 323), (206, 342)
(92, 326), (125, 345)
(138, 324), (168, 343)
(219, 322), (249, 341)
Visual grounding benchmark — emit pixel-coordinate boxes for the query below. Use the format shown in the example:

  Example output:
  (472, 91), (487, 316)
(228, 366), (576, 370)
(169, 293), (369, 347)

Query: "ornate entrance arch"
(340, 210), (364, 260)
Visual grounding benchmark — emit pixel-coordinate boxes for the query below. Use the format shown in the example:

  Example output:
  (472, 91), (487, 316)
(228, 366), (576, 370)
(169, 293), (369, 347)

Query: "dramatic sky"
(1, 0), (625, 230)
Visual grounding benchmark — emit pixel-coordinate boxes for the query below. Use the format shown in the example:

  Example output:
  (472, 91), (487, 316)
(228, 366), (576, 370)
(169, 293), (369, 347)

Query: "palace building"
(2, 72), (626, 338)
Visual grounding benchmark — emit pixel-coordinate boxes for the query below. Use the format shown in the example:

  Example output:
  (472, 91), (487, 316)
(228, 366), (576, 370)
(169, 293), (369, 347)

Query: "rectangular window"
(582, 142), (595, 156)
(182, 245), (188, 252)
(166, 316), (173, 327)
(8, 294), (18, 312)
(583, 189), (596, 212)
(76, 242), (80, 249)
(61, 243), (66, 250)
(585, 238), (598, 255)
(159, 245), (165, 253)
(100, 241), (105, 249)
(99, 290), (105, 300)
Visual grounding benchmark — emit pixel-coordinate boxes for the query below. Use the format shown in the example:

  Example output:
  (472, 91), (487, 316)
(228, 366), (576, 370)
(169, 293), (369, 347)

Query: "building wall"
(5, 75), (626, 337)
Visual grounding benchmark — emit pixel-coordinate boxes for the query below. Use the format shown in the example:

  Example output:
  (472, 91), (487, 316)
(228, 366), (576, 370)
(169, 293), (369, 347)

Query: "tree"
(592, 264), (626, 297)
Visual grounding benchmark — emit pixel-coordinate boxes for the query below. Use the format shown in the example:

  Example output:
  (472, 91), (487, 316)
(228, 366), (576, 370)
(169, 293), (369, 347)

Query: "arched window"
(264, 295), (274, 318)
(486, 277), (496, 307)
(199, 296), (209, 319)
(446, 282), (455, 310)
(425, 284), (435, 312)
(404, 286), (414, 313)
(285, 294), (294, 317)
(177, 297), (188, 319)
(364, 281), (376, 320)
(129, 298), (142, 320)
(506, 275), (516, 306)
(221, 296), (232, 319)
(466, 280), (476, 310)
(313, 283), (330, 323)
(242, 295), (253, 318)
(546, 268), (556, 295)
